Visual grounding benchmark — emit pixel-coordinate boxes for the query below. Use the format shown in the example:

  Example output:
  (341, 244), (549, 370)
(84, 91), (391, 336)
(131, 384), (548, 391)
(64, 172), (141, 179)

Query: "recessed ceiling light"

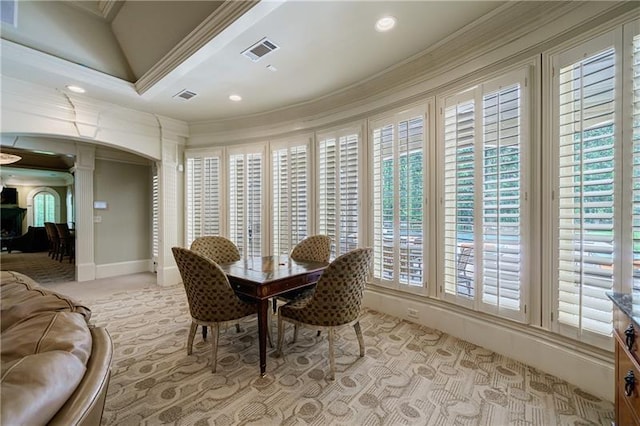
(375, 16), (397, 32)
(66, 85), (86, 93)
(229, 94), (242, 102)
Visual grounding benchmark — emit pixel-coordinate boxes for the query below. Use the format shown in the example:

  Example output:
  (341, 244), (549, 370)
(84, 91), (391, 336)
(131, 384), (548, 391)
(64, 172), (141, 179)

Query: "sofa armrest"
(49, 327), (113, 426)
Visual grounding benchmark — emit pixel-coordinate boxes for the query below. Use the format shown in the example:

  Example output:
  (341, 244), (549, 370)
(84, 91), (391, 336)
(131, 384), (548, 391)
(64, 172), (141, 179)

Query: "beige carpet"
(78, 285), (613, 425)
(0, 251), (75, 283)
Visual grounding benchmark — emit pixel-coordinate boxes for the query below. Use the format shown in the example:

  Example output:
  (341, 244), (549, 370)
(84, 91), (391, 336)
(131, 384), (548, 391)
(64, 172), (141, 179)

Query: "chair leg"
(328, 327), (335, 381)
(235, 323), (242, 333)
(272, 298), (278, 314)
(292, 324), (298, 344)
(187, 322), (197, 355)
(354, 321), (365, 357)
(202, 325), (207, 340)
(266, 307), (273, 348)
(211, 323), (220, 373)
(276, 313), (285, 357)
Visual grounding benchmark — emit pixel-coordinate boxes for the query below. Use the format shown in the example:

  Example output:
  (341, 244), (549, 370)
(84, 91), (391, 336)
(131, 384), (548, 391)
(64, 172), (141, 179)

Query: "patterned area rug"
(0, 251), (74, 283)
(84, 285), (613, 425)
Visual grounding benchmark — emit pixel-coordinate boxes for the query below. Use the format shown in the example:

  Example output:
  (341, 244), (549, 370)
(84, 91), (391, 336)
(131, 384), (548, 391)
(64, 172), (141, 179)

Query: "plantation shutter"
(152, 169), (159, 263)
(480, 79), (526, 320)
(556, 39), (616, 339)
(272, 142), (308, 256)
(185, 153), (221, 247)
(372, 108), (426, 291)
(443, 93), (476, 303)
(632, 30), (640, 290)
(229, 149), (263, 257)
(318, 131), (359, 258)
(441, 69), (528, 321)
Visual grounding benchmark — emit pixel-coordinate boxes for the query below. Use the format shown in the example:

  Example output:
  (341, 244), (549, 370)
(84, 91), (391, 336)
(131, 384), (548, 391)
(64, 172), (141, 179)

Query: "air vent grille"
(173, 89), (197, 101)
(242, 37), (279, 62)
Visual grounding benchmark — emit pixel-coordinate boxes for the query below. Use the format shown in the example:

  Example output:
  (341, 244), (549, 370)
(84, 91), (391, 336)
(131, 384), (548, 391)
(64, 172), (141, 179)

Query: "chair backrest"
(300, 247), (372, 326)
(44, 222), (59, 242)
(172, 247), (251, 323)
(290, 235), (331, 263)
(190, 236), (241, 264)
(55, 222), (71, 239)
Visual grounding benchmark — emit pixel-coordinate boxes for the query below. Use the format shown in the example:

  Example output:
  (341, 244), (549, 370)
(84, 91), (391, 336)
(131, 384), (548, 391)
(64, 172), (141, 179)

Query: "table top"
(219, 255), (327, 284)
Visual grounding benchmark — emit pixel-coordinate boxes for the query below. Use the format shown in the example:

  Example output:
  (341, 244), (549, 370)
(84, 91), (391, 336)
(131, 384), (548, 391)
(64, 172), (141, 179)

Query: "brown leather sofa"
(0, 271), (113, 425)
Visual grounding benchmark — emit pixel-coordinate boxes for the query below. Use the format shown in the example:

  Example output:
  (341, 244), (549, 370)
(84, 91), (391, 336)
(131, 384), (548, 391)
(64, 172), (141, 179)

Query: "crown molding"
(134, 0), (260, 96)
(189, 1), (632, 139)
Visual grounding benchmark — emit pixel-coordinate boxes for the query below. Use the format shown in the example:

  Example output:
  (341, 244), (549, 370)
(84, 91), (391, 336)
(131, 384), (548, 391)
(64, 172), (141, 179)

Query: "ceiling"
(0, 0), (506, 123)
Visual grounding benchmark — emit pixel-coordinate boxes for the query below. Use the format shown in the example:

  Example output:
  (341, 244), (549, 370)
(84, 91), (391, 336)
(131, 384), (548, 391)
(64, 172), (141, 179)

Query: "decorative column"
(74, 145), (95, 281)
(156, 140), (182, 287)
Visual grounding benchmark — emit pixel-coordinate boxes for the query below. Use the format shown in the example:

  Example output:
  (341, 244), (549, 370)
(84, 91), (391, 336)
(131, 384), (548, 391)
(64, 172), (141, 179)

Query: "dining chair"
(55, 223), (74, 263)
(190, 236), (241, 264)
(190, 236), (243, 337)
(276, 247), (372, 380)
(44, 222), (60, 260)
(172, 247), (270, 373)
(272, 234), (331, 313)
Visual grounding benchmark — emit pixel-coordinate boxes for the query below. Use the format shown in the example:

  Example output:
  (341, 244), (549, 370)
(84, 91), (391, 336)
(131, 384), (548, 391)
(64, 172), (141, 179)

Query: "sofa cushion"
(1, 311), (92, 425)
(2, 311), (92, 365)
(1, 351), (87, 425)
(1, 271), (91, 331)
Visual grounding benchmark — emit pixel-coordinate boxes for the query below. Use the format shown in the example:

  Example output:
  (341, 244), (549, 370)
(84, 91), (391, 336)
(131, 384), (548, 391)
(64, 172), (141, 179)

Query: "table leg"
(257, 298), (268, 376)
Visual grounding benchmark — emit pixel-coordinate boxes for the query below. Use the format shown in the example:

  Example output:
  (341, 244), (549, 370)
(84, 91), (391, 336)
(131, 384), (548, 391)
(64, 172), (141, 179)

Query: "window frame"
(368, 103), (430, 295)
(27, 187), (60, 227)
(184, 147), (225, 247)
(315, 123), (365, 259)
(436, 67), (531, 323)
(269, 135), (312, 256)
(547, 28), (623, 349)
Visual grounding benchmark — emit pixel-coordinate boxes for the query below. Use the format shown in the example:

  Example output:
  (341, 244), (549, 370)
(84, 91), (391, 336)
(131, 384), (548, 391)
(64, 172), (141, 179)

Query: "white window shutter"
(185, 152), (222, 247)
(229, 150), (263, 257)
(318, 132), (359, 258)
(372, 110), (426, 291)
(272, 143), (308, 256)
(556, 42), (616, 338)
(443, 95), (476, 302)
(631, 30), (640, 290)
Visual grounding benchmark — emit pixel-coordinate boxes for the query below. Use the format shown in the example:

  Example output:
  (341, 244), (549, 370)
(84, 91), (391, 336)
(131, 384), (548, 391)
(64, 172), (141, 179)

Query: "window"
(27, 187), (60, 227)
(318, 129), (360, 258)
(551, 30), (621, 347)
(629, 24), (640, 290)
(34, 191), (55, 226)
(152, 166), (159, 266)
(439, 69), (529, 322)
(185, 150), (222, 247)
(271, 139), (309, 256)
(371, 107), (427, 291)
(229, 145), (264, 257)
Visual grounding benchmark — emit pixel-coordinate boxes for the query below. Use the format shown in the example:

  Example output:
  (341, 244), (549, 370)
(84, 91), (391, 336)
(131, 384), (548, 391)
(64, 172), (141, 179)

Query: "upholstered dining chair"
(172, 247), (270, 373)
(272, 234), (331, 313)
(190, 236), (241, 264)
(276, 247), (372, 380)
(190, 236), (243, 336)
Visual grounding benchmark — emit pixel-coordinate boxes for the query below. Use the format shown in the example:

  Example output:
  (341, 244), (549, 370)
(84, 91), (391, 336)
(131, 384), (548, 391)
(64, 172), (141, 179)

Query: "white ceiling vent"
(173, 89), (197, 101)
(242, 37), (279, 62)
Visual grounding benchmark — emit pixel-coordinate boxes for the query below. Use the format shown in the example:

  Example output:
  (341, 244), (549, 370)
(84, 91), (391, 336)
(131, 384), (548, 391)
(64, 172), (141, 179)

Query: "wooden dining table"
(218, 255), (327, 376)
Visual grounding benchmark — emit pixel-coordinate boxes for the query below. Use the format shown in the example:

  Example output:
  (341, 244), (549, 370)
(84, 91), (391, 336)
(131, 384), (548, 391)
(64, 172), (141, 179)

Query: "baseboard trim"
(76, 262), (96, 282)
(363, 287), (614, 402)
(95, 260), (151, 279)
